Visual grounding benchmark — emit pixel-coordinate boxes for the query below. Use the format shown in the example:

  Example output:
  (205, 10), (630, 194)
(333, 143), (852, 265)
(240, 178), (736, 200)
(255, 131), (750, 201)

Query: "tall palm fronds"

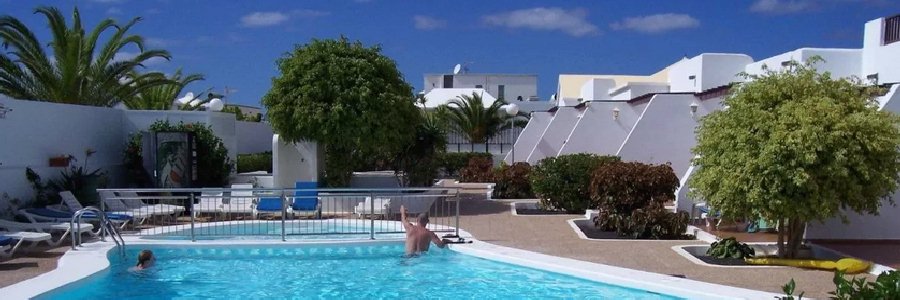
(0, 6), (172, 106)
(123, 69), (203, 110)
(442, 92), (523, 143)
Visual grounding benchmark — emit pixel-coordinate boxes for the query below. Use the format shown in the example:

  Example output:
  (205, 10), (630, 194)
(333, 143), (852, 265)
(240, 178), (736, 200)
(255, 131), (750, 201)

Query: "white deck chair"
(0, 219), (94, 246)
(116, 191), (185, 216)
(0, 231), (52, 258)
(61, 191), (151, 224)
(223, 184), (257, 219)
(354, 197), (391, 219)
(389, 190), (444, 216)
(193, 191), (225, 219)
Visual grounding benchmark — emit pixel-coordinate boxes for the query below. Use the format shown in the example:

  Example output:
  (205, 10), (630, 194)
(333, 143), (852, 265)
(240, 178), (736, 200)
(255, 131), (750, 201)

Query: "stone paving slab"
(455, 196), (875, 299)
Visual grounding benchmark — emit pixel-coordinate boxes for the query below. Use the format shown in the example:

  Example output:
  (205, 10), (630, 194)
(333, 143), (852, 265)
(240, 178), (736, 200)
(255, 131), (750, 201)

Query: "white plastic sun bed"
(115, 191), (186, 216)
(0, 219), (95, 246)
(0, 231), (52, 258)
(61, 191), (152, 224)
(223, 184), (257, 219)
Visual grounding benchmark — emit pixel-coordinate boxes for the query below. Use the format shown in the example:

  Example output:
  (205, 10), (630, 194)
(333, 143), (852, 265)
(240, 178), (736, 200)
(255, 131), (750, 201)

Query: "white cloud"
(482, 7), (599, 37)
(413, 15), (446, 30)
(240, 12), (289, 27)
(610, 13), (700, 34)
(105, 7), (123, 15)
(749, 0), (815, 14)
(239, 10), (328, 28)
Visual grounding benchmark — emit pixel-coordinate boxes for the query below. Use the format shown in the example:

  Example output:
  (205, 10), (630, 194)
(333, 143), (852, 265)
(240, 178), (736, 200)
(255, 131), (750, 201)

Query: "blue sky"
(2, 0), (898, 107)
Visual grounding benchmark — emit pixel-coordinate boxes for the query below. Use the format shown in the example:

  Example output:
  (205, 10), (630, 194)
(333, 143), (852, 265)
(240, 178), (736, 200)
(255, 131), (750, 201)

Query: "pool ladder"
(71, 207), (126, 256)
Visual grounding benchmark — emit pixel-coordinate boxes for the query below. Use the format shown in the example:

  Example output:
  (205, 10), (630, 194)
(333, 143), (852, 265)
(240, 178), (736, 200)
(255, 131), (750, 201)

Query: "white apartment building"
(509, 14), (900, 241)
(423, 73), (538, 103)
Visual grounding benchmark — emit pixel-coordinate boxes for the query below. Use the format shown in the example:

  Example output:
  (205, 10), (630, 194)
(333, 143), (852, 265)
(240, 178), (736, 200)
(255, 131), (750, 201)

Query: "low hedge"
(237, 152), (273, 173)
(530, 154), (620, 213)
(459, 156), (494, 182)
(492, 162), (535, 199)
(439, 152), (493, 177)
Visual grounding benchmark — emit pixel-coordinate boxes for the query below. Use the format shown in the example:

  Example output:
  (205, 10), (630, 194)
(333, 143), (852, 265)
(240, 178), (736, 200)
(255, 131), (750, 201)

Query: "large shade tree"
(442, 92), (525, 148)
(689, 58), (900, 258)
(0, 6), (171, 106)
(262, 37), (419, 186)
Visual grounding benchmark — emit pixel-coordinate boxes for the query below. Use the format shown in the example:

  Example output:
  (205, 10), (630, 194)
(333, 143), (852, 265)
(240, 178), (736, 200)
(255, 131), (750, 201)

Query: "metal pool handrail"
(97, 187), (463, 242)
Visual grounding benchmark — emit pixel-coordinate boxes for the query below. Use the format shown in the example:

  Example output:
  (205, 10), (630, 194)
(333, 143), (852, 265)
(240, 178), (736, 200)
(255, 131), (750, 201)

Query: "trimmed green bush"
(237, 152), (272, 173)
(439, 152), (493, 177)
(531, 154), (620, 213)
(492, 162), (535, 199)
(459, 156), (494, 182)
(707, 237), (755, 259)
(590, 161), (688, 239)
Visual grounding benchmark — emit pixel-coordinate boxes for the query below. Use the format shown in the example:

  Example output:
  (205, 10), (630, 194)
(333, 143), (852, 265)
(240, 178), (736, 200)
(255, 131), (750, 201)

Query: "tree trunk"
(777, 219), (786, 258)
(787, 218), (806, 258)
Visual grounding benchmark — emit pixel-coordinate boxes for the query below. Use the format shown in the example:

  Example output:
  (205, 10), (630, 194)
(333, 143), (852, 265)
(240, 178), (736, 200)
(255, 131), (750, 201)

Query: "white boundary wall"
(236, 121), (274, 154)
(505, 111), (552, 163)
(617, 94), (723, 179)
(0, 98), (246, 212)
(525, 106), (582, 164)
(558, 101), (647, 156)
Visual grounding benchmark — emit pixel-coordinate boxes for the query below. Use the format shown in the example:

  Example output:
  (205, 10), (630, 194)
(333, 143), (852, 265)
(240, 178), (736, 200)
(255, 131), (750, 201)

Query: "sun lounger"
(193, 191), (226, 219)
(19, 208), (132, 229)
(255, 196), (289, 217)
(223, 184), (257, 219)
(0, 219), (95, 246)
(60, 191), (152, 224)
(0, 231), (52, 258)
(291, 181), (321, 219)
(354, 197), (391, 219)
(115, 191), (185, 216)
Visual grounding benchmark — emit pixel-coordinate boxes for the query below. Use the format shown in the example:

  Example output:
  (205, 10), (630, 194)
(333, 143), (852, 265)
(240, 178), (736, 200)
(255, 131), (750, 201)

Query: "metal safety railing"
(96, 187), (462, 242)
(71, 207), (126, 256)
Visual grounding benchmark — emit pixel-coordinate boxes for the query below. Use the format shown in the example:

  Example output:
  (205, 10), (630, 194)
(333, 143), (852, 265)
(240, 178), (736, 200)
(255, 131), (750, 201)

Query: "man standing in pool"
(401, 205), (450, 256)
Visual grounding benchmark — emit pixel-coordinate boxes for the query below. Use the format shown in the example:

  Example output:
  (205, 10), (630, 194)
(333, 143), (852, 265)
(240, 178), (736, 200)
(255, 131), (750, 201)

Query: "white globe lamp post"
(504, 103), (519, 163)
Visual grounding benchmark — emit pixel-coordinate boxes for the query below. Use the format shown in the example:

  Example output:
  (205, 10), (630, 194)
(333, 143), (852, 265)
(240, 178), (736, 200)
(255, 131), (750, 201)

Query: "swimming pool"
(139, 220), (427, 240)
(35, 243), (681, 299)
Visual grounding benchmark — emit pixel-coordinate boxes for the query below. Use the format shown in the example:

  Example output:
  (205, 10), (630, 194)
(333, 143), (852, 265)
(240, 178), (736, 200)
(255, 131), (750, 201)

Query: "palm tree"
(442, 92), (523, 145)
(123, 69), (204, 110)
(0, 6), (172, 107)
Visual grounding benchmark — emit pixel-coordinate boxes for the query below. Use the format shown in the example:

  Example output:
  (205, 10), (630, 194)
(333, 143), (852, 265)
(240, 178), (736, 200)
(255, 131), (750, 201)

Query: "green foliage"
(438, 152), (494, 177)
(591, 161), (681, 215)
(1, 192), (23, 219)
(459, 156), (494, 183)
(262, 37), (419, 187)
(123, 69), (204, 110)
(124, 121), (233, 187)
(706, 237), (755, 259)
(441, 92), (522, 143)
(780, 279), (805, 300)
(590, 161), (687, 239)
(531, 154), (620, 213)
(222, 105), (262, 122)
(690, 58), (900, 258)
(236, 152), (272, 173)
(395, 110), (448, 187)
(25, 150), (108, 207)
(829, 270), (900, 300)
(0, 6), (172, 106)
(492, 162), (535, 199)
(595, 205), (691, 239)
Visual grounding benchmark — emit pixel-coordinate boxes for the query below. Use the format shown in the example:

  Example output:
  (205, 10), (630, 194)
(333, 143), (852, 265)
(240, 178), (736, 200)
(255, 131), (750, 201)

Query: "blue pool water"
(37, 244), (682, 299)
(142, 221), (415, 240)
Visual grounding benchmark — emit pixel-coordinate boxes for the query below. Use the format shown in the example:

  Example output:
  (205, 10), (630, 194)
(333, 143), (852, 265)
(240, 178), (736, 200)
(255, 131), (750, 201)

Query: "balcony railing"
(885, 14), (900, 45)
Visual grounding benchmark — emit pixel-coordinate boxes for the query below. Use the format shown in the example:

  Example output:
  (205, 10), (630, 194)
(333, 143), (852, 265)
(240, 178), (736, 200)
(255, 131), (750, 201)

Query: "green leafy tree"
(0, 6), (172, 106)
(222, 105), (262, 122)
(262, 37), (419, 186)
(690, 58), (900, 258)
(395, 109), (448, 186)
(123, 69), (204, 110)
(441, 92), (524, 146)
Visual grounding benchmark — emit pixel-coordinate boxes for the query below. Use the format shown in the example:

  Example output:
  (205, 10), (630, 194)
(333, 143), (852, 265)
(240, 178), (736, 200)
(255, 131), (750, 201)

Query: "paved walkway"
(453, 196), (875, 299)
(0, 245), (68, 288)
